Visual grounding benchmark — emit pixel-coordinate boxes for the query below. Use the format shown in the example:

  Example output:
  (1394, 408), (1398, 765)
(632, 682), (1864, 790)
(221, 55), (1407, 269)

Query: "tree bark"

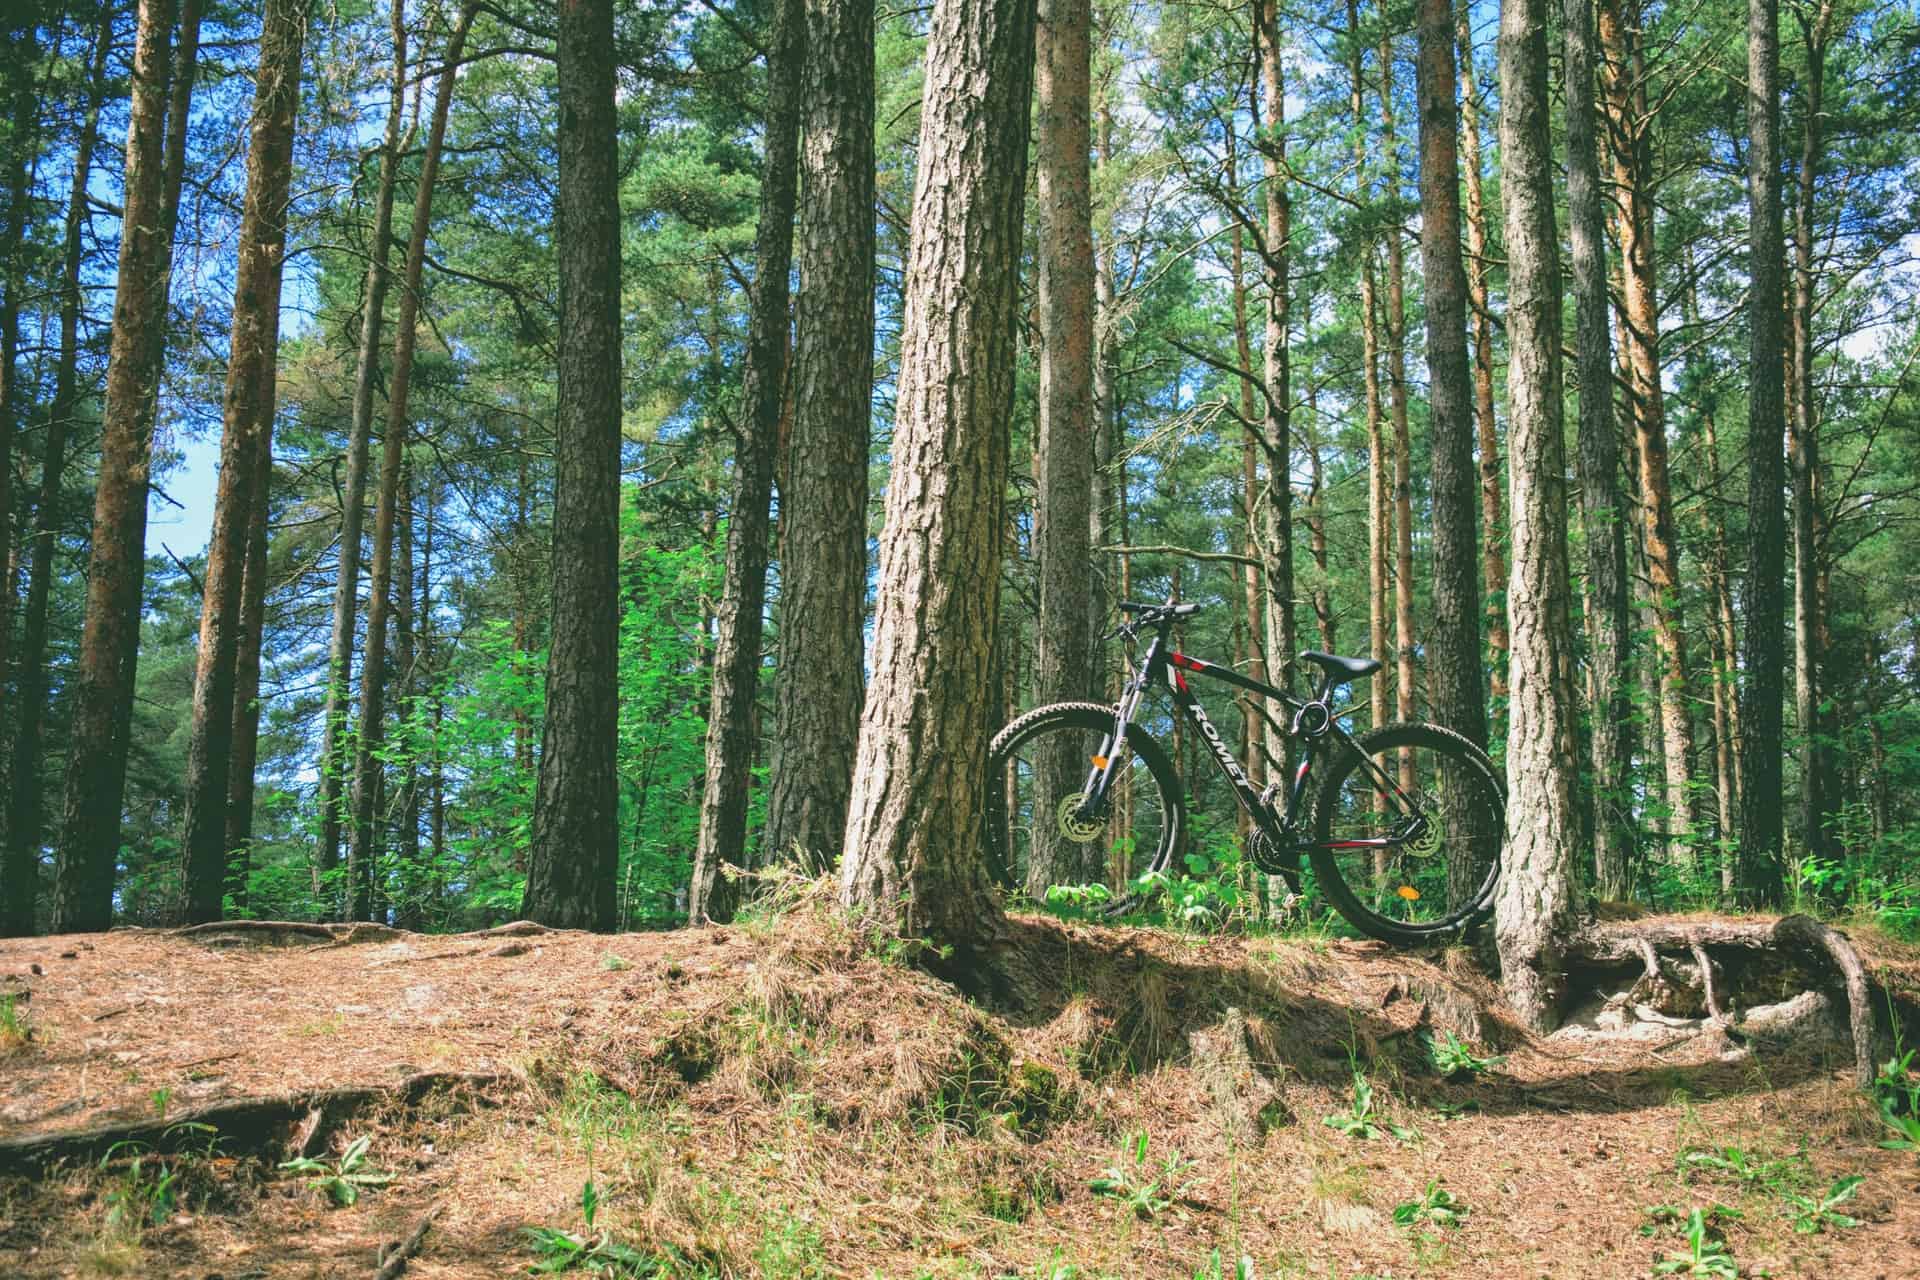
(1564, 0), (1632, 897)
(1257, 0), (1296, 776)
(521, 0), (621, 931)
(688, 0), (804, 924)
(1416, 0), (1484, 754)
(1379, 27), (1416, 737)
(318, 0), (410, 911)
(1026, 0), (1098, 895)
(5, 8), (112, 937)
(1739, 0), (1788, 906)
(353, 5), (474, 922)
(1599, 0), (1695, 848)
(1346, 0), (1387, 742)
(179, 0), (308, 924)
(1455, 2), (1505, 710)
(393, 460), (420, 928)
(223, 434), (273, 915)
(764, 0), (876, 874)
(53, 0), (189, 933)
(838, 0), (1036, 957)
(0, 23), (40, 814)
(1493, 0), (1581, 1031)
(1789, 0), (1834, 869)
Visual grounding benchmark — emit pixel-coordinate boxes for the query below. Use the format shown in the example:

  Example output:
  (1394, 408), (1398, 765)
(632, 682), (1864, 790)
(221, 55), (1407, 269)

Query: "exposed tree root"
(1567, 912), (1879, 1086)
(0, 1070), (508, 1176)
(374, 1201), (443, 1279)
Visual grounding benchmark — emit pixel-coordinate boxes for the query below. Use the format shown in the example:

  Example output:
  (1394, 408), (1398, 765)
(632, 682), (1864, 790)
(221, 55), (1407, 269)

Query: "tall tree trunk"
(1302, 290), (1335, 655)
(393, 459), (420, 927)
(1790, 0), (1834, 868)
(1493, 0), (1580, 1031)
(1257, 0), (1296, 773)
(765, 0), (877, 874)
(1230, 207), (1267, 796)
(1416, 0), (1484, 756)
(53, 0), (190, 934)
(179, 0), (308, 923)
(1378, 28), (1416, 740)
(688, 0), (803, 924)
(353, 5), (473, 922)
(0, 24), (39, 811)
(1090, 93), (1119, 698)
(1565, 0), (1632, 897)
(1599, 0), (1695, 847)
(838, 0), (1037, 957)
(1347, 0), (1387, 742)
(1025, 0), (1098, 895)
(1456, 0), (1506, 709)
(223, 435), (273, 916)
(318, 0), (410, 910)
(6, 7), (112, 937)
(521, 0), (621, 930)
(1739, 0), (1788, 906)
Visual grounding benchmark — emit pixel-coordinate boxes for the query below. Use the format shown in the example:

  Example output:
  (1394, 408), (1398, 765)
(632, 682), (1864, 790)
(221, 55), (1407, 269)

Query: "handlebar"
(1108, 599), (1202, 642)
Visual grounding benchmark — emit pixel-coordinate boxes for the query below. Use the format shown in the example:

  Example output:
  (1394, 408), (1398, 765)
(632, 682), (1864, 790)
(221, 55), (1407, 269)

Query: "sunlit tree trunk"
(223, 437), (273, 915)
(689, 0), (803, 923)
(1739, 0), (1788, 906)
(1416, 0), (1484, 756)
(521, 0), (621, 930)
(1257, 0), (1295, 773)
(1564, 0), (1632, 897)
(764, 0), (876, 873)
(180, 0), (308, 923)
(53, 0), (190, 933)
(839, 0), (1037, 958)
(1493, 0), (1581, 1032)
(1379, 27), (1416, 740)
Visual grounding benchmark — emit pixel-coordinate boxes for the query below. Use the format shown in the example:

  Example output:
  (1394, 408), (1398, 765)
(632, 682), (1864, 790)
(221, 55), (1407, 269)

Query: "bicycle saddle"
(1298, 650), (1382, 684)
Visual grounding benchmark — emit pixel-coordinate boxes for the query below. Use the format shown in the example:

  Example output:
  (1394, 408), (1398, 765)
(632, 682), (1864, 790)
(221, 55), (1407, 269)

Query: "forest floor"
(3, 888), (1919, 1280)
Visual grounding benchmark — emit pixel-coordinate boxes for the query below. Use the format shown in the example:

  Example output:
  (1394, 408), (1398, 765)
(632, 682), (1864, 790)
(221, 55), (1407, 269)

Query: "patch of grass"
(0, 992), (32, 1053)
(601, 952), (633, 972)
(1677, 1142), (1813, 1194)
(524, 1179), (665, 1275)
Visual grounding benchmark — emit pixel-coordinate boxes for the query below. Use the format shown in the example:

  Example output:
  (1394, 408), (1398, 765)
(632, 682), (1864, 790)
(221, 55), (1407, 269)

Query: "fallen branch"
(374, 1201), (443, 1279)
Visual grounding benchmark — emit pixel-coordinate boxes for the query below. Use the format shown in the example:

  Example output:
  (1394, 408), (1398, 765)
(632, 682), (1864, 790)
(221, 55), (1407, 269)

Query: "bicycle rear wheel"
(1308, 722), (1504, 945)
(984, 702), (1184, 901)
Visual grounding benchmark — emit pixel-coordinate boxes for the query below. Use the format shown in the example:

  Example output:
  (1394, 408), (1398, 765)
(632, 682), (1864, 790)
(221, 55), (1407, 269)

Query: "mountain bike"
(983, 599), (1505, 946)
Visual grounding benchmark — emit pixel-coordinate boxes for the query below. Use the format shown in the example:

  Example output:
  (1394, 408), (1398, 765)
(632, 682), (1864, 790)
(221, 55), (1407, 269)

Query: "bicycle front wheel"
(1309, 722), (1504, 945)
(984, 702), (1185, 902)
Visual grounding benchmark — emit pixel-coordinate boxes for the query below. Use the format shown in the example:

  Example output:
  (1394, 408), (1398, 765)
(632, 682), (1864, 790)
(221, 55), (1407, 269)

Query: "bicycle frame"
(1076, 623), (1430, 892)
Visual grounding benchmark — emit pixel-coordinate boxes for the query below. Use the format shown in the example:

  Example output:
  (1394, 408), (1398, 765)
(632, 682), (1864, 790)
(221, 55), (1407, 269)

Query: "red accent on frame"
(1169, 652), (1209, 672)
(1174, 669), (1190, 694)
(1323, 840), (1382, 849)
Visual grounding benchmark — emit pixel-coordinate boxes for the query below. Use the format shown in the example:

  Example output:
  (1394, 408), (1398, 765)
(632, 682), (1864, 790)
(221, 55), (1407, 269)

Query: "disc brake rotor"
(1055, 793), (1104, 844)
(1405, 794), (1445, 858)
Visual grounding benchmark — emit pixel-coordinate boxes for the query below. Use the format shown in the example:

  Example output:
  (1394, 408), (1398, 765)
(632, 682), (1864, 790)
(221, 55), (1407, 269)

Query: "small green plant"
(1322, 1069), (1417, 1142)
(1089, 1129), (1193, 1219)
(1426, 1031), (1504, 1078)
(149, 1087), (173, 1121)
(1652, 1208), (1739, 1277)
(1679, 1143), (1811, 1193)
(1784, 1175), (1863, 1234)
(1873, 1047), (1920, 1152)
(523, 1180), (656, 1274)
(601, 953), (633, 972)
(278, 1134), (395, 1207)
(99, 1141), (181, 1236)
(1392, 1180), (1468, 1229)
(1043, 881), (1114, 913)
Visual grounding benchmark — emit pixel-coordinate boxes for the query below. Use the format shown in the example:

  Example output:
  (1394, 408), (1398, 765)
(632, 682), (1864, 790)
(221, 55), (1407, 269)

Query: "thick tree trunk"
(5, 9), (112, 937)
(1739, 0), (1788, 906)
(688, 0), (803, 924)
(53, 0), (188, 934)
(318, 0), (410, 909)
(765, 0), (876, 874)
(838, 0), (1036, 957)
(1455, 1), (1505, 709)
(1346, 0), (1387, 742)
(180, 0), (308, 923)
(353, 6), (473, 922)
(393, 461), (421, 928)
(1416, 0), (1484, 754)
(521, 0), (621, 930)
(1564, 0), (1632, 897)
(1230, 213), (1269, 798)
(1493, 0), (1581, 1031)
(0, 25), (39, 810)
(223, 437), (273, 915)
(1026, 0), (1098, 895)
(1790, 1), (1834, 869)
(1600, 0), (1695, 847)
